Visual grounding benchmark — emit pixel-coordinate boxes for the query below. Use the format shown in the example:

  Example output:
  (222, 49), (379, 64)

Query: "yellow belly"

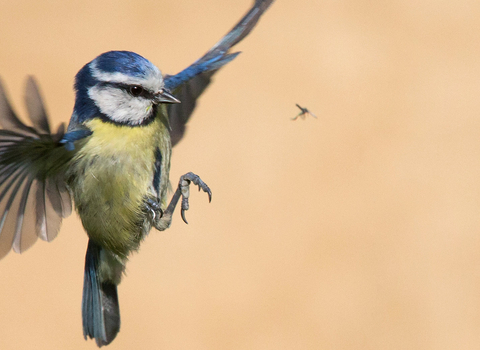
(67, 117), (171, 257)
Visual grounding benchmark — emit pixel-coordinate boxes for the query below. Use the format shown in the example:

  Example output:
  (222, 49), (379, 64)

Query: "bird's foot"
(178, 172), (212, 224)
(145, 198), (163, 223)
(152, 172), (211, 231)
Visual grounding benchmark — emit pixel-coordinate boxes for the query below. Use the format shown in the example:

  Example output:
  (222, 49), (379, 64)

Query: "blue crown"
(93, 51), (158, 79)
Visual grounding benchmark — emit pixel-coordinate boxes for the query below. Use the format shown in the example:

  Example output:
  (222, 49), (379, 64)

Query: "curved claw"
(176, 172), (212, 224)
(146, 198), (163, 226)
(181, 209), (188, 224)
(194, 180), (212, 203)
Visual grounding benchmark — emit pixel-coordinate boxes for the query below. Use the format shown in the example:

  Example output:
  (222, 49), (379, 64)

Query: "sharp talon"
(181, 209), (188, 224)
(176, 172), (212, 223)
(146, 198), (163, 224)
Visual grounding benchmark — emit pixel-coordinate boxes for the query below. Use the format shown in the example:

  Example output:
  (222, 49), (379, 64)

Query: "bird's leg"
(152, 172), (212, 231)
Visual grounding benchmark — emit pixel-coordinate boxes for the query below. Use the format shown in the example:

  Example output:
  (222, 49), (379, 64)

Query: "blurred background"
(1, 0), (480, 349)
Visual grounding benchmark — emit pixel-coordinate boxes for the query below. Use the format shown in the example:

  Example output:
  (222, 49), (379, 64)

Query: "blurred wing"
(25, 77), (51, 134)
(164, 0), (274, 146)
(0, 77), (74, 259)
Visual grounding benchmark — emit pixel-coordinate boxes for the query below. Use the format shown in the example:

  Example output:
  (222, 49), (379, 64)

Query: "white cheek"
(88, 86), (153, 124)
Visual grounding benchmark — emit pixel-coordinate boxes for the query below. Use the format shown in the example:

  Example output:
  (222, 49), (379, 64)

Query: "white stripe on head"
(90, 61), (164, 92)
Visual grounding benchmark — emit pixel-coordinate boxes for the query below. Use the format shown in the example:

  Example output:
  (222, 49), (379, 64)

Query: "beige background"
(1, 0), (480, 349)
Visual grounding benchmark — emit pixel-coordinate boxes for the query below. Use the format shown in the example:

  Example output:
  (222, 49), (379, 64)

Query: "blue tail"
(82, 240), (120, 347)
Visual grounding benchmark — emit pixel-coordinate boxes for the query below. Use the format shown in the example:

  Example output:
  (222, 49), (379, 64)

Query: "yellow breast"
(68, 117), (171, 256)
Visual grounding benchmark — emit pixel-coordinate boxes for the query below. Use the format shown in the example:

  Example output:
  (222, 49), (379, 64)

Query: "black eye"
(130, 85), (144, 97)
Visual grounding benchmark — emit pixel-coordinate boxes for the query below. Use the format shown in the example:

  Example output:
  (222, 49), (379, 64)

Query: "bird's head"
(72, 51), (179, 126)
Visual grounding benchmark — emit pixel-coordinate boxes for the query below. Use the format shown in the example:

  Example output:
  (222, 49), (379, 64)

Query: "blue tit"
(0, 0), (274, 347)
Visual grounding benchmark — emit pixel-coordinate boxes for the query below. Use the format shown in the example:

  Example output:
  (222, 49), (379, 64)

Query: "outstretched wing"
(165, 0), (274, 146)
(0, 77), (74, 259)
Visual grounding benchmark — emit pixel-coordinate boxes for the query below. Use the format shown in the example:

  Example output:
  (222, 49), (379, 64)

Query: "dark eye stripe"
(99, 82), (155, 99)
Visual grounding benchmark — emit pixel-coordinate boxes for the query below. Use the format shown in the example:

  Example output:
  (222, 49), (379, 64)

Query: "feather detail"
(165, 0), (274, 146)
(0, 77), (75, 258)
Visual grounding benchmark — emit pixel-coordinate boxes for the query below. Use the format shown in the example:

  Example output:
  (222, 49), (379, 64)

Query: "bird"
(0, 0), (274, 347)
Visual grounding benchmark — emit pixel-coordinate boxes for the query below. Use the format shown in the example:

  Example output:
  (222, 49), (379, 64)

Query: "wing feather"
(12, 174), (38, 254)
(165, 0), (274, 146)
(0, 78), (37, 136)
(0, 77), (75, 258)
(0, 167), (29, 259)
(25, 76), (51, 134)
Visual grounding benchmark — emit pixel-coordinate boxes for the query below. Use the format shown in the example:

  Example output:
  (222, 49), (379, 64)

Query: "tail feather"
(82, 240), (120, 347)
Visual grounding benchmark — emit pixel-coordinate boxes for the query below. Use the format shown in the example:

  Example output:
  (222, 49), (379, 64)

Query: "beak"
(154, 89), (181, 104)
